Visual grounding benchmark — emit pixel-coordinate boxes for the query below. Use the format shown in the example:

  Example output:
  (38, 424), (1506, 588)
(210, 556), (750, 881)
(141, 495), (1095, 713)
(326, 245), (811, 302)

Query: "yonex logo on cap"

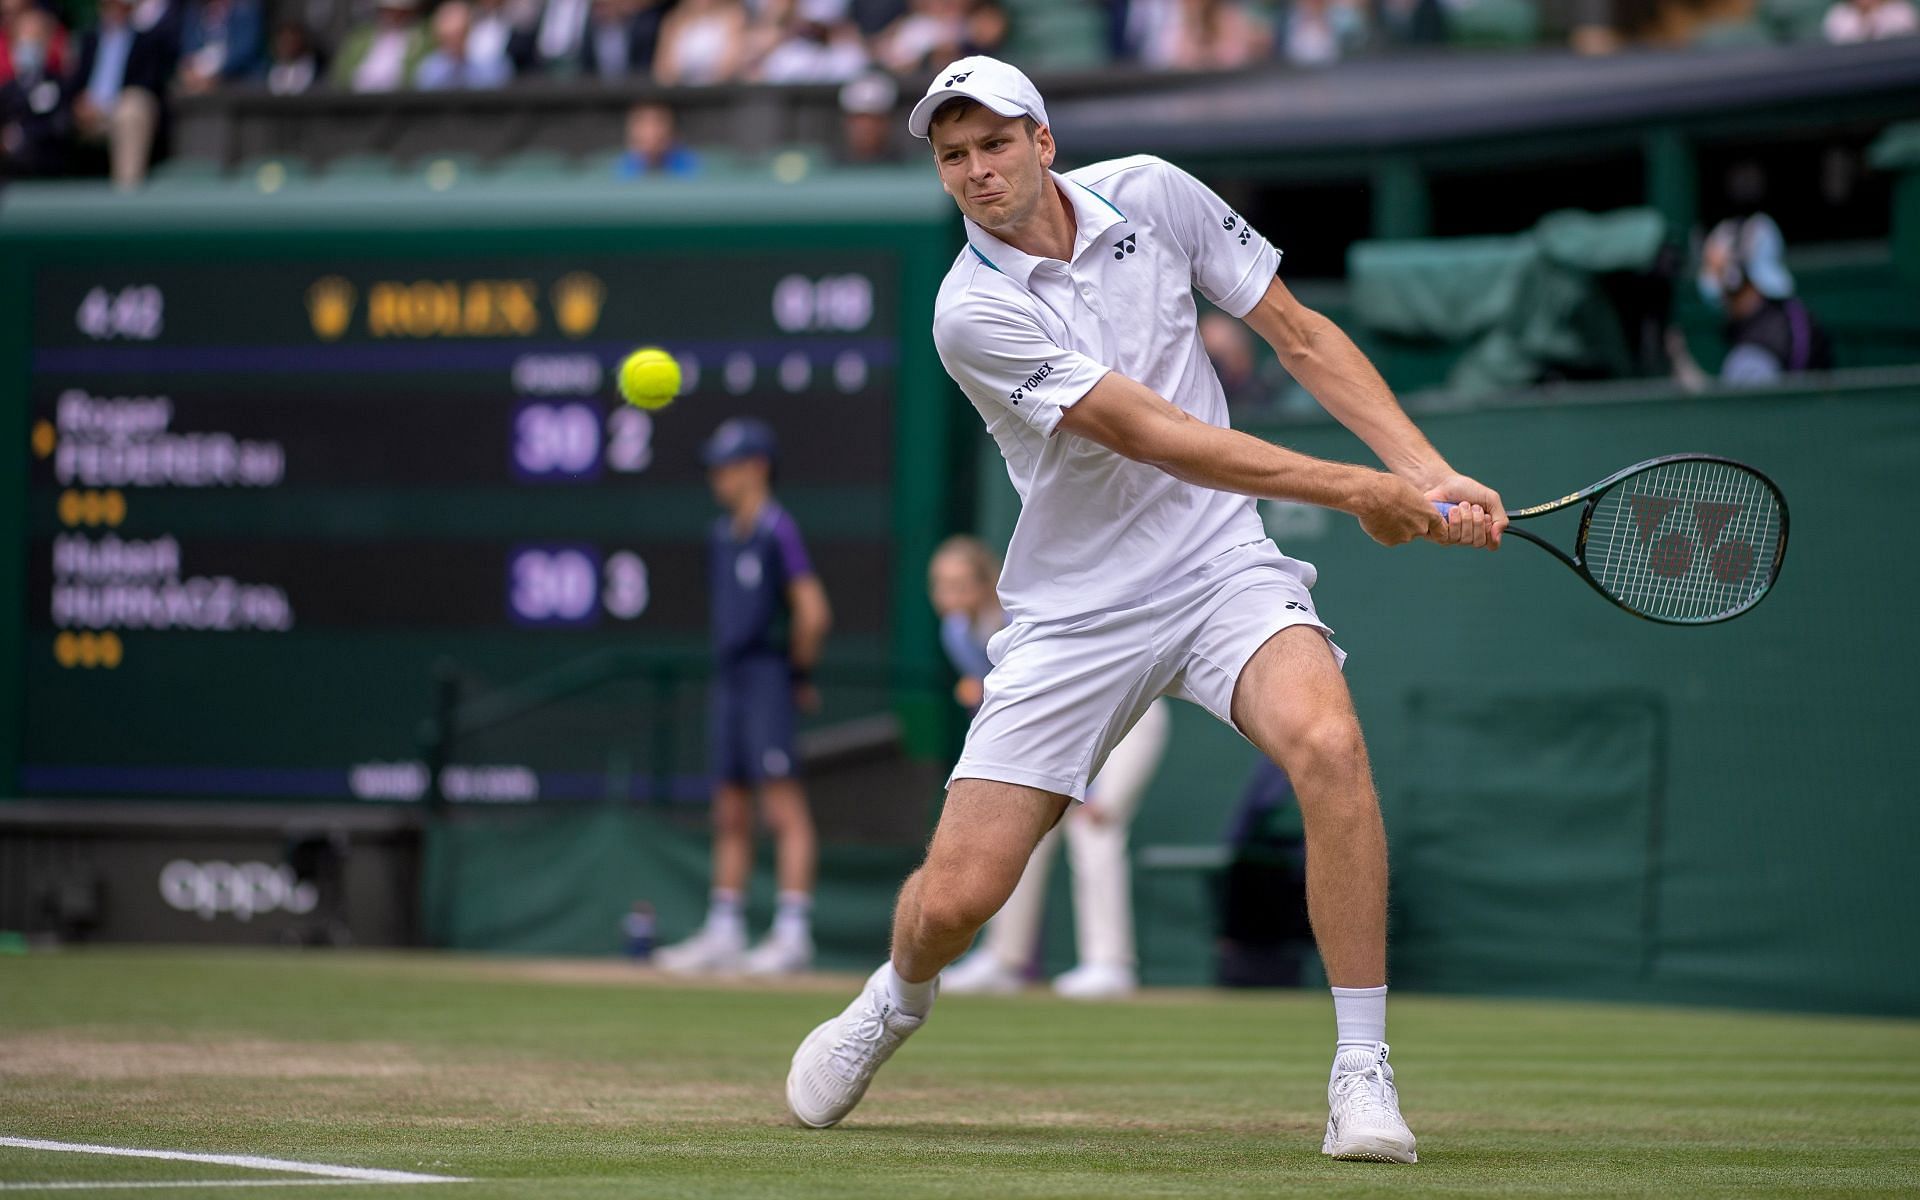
(944, 71), (972, 86)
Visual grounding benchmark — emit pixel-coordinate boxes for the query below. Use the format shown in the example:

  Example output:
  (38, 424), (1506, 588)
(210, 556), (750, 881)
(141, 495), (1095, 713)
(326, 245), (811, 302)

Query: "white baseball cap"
(907, 55), (1050, 140)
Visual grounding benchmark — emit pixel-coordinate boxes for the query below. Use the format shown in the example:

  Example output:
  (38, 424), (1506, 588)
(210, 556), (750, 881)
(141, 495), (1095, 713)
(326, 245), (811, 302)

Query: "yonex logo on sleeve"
(1225, 212), (1252, 245)
(1009, 361), (1054, 403)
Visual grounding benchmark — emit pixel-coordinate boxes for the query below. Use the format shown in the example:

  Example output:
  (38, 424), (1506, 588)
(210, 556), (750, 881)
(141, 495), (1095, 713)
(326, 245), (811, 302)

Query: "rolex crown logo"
(552, 272), (605, 339)
(306, 276), (356, 341)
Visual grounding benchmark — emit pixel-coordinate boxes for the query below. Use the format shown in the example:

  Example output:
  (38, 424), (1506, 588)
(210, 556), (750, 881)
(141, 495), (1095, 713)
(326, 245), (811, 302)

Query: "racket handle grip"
(1433, 501), (1455, 518)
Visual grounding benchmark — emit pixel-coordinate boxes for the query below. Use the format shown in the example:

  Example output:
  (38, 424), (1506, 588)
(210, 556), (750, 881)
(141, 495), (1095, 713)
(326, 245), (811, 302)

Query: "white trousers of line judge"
(976, 698), (1172, 973)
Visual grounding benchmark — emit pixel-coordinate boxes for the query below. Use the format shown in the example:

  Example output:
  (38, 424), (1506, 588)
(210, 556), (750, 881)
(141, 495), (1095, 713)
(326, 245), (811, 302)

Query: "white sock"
(1331, 984), (1387, 1059)
(707, 889), (745, 939)
(886, 962), (936, 1018)
(773, 890), (811, 943)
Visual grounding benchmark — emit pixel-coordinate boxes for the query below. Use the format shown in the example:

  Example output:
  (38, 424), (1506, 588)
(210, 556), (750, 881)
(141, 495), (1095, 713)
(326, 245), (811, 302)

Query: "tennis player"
(787, 57), (1506, 1164)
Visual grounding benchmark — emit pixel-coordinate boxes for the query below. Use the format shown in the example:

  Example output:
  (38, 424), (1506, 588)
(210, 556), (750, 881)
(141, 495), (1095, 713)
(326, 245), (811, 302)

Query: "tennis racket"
(1436, 454), (1789, 625)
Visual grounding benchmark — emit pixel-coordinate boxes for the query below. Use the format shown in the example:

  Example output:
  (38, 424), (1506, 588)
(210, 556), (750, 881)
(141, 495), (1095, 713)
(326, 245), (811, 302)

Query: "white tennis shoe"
(1051, 962), (1137, 1000)
(743, 932), (813, 976)
(786, 963), (930, 1128)
(654, 924), (746, 974)
(1322, 1043), (1418, 1164)
(939, 949), (1024, 995)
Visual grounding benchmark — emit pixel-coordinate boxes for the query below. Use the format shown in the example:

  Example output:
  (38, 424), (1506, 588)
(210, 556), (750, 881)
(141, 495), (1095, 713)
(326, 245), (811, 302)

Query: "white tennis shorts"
(949, 539), (1343, 802)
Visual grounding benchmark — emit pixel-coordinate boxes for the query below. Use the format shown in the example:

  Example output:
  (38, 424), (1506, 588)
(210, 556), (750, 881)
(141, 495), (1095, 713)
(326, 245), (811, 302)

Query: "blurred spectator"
(755, 0), (869, 82)
(1201, 310), (1310, 413)
(331, 0), (428, 92)
(653, 0), (745, 84)
(875, 0), (1001, 73)
(177, 0), (263, 94)
(265, 19), (321, 93)
(466, 0), (536, 80)
(615, 99), (698, 177)
(1671, 214), (1834, 389)
(1160, 0), (1272, 69)
(1, 0), (71, 86)
(1822, 0), (1918, 41)
(1, 6), (71, 178)
(834, 68), (899, 164)
(1370, 0), (1447, 46)
(529, 0), (590, 73)
(576, 0), (664, 79)
(70, 0), (179, 189)
(1201, 312), (1272, 409)
(416, 0), (510, 87)
(1282, 0), (1363, 65)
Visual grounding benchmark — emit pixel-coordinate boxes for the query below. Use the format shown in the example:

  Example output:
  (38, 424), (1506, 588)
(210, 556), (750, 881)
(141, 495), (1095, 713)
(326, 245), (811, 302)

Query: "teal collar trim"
(1076, 181), (1126, 223)
(969, 245), (1002, 273)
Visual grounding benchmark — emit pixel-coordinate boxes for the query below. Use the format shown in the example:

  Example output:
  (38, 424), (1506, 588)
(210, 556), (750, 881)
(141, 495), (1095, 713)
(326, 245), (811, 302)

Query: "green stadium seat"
(1763, 0), (1831, 41)
(316, 152), (400, 184)
(1004, 2), (1109, 71)
(144, 157), (227, 189)
(412, 152), (484, 190)
(488, 148), (575, 180)
(1444, 0), (1539, 48)
(1692, 18), (1777, 48)
(762, 145), (825, 184)
(235, 155), (313, 195)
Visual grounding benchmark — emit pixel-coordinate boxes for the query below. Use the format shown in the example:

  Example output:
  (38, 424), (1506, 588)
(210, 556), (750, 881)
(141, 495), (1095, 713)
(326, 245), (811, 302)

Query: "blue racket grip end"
(1433, 501), (1455, 518)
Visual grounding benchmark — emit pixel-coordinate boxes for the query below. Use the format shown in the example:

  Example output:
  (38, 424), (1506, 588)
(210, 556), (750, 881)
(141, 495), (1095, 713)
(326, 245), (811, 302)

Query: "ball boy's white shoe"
(654, 925), (746, 974)
(786, 963), (930, 1128)
(743, 932), (813, 976)
(1051, 962), (1137, 1000)
(1322, 1043), (1418, 1164)
(939, 949), (1024, 995)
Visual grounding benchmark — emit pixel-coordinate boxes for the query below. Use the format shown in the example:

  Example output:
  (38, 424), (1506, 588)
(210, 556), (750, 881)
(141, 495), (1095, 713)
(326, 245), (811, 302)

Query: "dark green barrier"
(982, 372), (1920, 1016)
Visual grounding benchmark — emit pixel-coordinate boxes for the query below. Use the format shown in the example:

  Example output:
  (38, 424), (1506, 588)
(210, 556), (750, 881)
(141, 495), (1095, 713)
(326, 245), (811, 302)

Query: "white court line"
(0, 1139), (466, 1188)
(1, 1182), (376, 1191)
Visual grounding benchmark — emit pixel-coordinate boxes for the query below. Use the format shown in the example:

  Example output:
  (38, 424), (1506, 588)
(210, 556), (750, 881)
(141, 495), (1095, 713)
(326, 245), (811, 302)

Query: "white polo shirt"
(933, 154), (1285, 623)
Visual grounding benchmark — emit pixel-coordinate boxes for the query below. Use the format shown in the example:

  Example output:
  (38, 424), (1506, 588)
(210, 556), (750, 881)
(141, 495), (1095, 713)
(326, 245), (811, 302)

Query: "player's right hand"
(1358, 474), (1446, 547)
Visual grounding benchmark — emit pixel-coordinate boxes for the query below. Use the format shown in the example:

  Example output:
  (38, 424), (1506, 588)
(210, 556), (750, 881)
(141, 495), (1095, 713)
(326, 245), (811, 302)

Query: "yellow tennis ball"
(618, 347), (680, 410)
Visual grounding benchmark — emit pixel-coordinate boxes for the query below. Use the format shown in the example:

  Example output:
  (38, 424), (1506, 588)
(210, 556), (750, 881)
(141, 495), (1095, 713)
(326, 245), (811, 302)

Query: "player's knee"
(912, 869), (1003, 939)
(1281, 715), (1369, 784)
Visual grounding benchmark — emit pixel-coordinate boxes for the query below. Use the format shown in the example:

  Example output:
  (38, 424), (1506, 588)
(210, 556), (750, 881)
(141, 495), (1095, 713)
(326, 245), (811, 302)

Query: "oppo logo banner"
(158, 860), (318, 922)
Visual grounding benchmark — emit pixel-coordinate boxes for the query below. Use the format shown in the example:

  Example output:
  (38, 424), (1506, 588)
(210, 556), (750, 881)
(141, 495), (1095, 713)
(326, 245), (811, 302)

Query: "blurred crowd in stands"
(3, 0), (1915, 184)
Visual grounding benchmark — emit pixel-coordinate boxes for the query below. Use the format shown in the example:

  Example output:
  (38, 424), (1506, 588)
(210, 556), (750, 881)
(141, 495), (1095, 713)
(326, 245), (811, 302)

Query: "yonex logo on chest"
(1113, 233), (1137, 260)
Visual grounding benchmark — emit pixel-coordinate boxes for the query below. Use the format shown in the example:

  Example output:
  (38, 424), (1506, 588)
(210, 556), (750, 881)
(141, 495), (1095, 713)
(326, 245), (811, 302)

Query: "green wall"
(982, 374), (1920, 1016)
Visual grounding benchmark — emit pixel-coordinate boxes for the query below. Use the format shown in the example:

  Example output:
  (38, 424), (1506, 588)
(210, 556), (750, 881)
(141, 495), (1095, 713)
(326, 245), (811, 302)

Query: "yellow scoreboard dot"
(31, 420), (55, 459)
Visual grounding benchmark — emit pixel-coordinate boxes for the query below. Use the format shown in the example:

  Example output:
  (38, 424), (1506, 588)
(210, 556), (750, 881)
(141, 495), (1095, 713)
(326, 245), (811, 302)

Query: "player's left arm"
(1240, 276), (1508, 547)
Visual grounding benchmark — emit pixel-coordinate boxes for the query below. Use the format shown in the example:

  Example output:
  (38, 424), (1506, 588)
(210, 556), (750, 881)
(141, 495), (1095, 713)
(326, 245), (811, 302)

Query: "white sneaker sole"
(786, 1018), (856, 1129)
(1322, 1125), (1418, 1164)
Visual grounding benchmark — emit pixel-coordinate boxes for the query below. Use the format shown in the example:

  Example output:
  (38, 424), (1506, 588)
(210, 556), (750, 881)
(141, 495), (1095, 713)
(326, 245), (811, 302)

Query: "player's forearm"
(1263, 308), (1451, 489)
(1145, 414), (1380, 516)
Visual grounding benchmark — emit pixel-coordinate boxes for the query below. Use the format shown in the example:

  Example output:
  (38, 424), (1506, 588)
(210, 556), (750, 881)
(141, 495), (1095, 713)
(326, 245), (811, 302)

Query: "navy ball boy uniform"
(709, 501), (815, 784)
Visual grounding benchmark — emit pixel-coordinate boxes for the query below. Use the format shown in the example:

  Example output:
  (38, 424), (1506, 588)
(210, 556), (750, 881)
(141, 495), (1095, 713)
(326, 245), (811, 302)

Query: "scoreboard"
(0, 180), (965, 805)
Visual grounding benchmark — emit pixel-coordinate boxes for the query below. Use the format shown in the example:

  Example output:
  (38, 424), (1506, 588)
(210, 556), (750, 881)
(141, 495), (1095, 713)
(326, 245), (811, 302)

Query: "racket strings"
(1582, 460), (1782, 623)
